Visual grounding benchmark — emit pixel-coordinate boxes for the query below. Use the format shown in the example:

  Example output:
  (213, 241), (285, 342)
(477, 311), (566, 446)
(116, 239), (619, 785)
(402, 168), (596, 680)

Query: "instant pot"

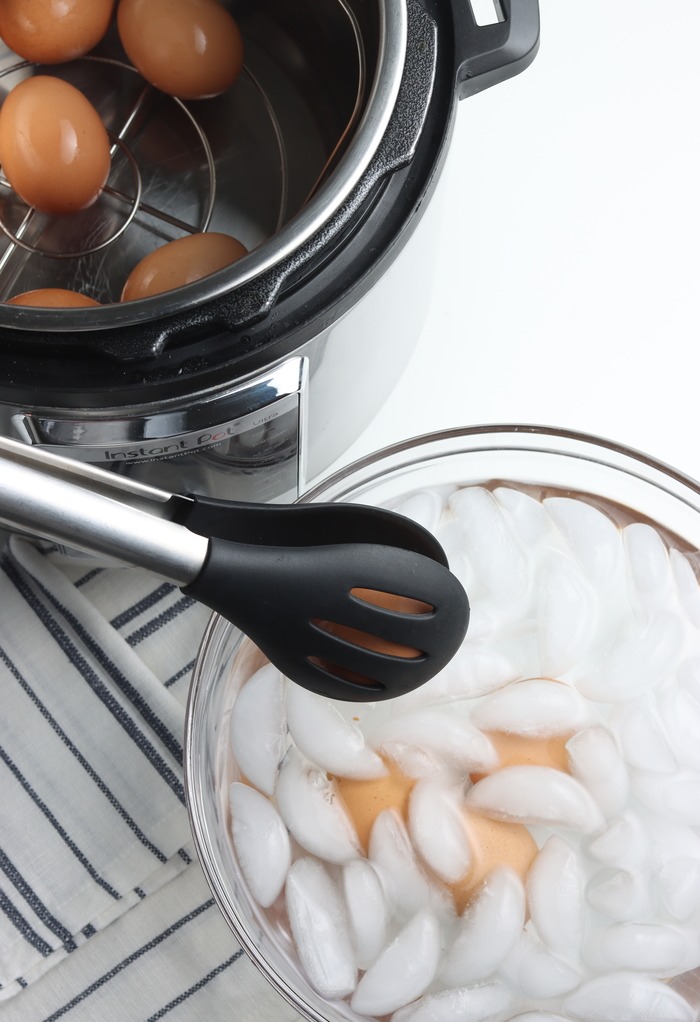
(0, 0), (539, 502)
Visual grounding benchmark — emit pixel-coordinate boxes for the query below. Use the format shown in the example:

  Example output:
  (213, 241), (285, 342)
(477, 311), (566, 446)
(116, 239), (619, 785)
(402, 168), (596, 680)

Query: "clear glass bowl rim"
(184, 422), (700, 1022)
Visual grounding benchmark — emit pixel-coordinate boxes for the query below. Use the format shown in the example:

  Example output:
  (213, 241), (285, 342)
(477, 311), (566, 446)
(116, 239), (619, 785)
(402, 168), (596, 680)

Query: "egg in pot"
(120, 232), (247, 301)
(0, 0), (115, 64)
(117, 0), (244, 100)
(0, 76), (111, 215)
(6, 288), (100, 307)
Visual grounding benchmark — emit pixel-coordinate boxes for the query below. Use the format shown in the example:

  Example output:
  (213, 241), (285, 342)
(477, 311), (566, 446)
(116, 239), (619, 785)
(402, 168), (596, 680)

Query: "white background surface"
(331, 0), (700, 483)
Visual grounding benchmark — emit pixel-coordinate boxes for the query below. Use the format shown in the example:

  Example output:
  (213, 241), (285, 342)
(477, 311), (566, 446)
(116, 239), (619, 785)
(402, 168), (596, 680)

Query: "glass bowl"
(184, 425), (700, 1022)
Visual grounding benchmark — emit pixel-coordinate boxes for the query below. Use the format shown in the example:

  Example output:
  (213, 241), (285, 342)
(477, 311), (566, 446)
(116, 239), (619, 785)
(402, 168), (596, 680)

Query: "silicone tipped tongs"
(0, 435), (469, 701)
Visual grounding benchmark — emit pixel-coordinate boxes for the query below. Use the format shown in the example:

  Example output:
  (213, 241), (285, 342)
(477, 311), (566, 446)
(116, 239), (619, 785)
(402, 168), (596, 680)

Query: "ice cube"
(494, 485), (556, 547)
(624, 523), (674, 619)
(632, 767), (700, 827)
(526, 835), (584, 952)
(583, 922), (687, 974)
(435, 519), (474, 596)
(678, 658), (700, 704)
(342, 858), (392, 970)
(499, 930), (581, 999)
(350, 909), (441, 1017)
(670, 549), (700, 628)
(422, 641), (522, 702)
(458, 643), (524, 697)
(408, 779), (472, 884)
(228, 782), (291, 908)
(536, 547), (600, 677)
(466, 765), (605, 833)
(657, 687), (700, 772)
(586, 814), (649, 867)
(563, 972), (695, 1021)
(379, 740), (460, 782)
(448, 486), (529, 603)
(544, 496), (625, 592)
(506, 1015), (571, 1022)
(656, 858), (700, 922)
(460, 600), (501, 642)
(566, 726), (629, 817)
(390, 639), (522, 713)
(368, 808), (454, 923)
(440, 866), (526, 986)
(285, 857), (356, 999)
(392, 980), (515, 1022)
(647, 815), (700, 863)
(285, 684), (387, 780)
(612, 703), (676, 773)
(393, 490), (445, 535)
(585, 867), (652, 922)
(578, 612), (683, 702)
(472, 677), (589, 737)
(646, 817), (700, 921)
(379, 740), (458, 782)
(229, 662), (288, 796)
(368, 706), (499, 775)
(275, 748), (360, 863)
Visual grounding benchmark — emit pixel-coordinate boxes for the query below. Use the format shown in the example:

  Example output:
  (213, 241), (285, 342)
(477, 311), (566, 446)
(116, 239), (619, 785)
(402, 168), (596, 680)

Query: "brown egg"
(0, 77), (111, 215)
(6, 288), (100, 307)
(0, 0), (114, 64)
(333, 758), (416, 852)
(317, 588), (431, 660)
(449, 811), (538, 912)
(336, 756), (537, 910)
(117, 0), (244, 100)
(120, 232), (247, 301)
(470, 730), (572, 783)
(311, 589), (431, 688)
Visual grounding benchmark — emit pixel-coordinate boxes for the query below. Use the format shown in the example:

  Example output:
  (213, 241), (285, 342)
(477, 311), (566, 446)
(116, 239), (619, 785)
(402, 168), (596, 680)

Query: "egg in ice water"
(0, 0), (114, 64)
(0, 76), (111, 215)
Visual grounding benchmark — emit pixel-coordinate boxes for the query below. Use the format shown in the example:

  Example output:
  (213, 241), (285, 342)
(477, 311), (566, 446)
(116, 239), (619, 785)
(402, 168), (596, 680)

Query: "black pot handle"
(455, 0), (540, 100)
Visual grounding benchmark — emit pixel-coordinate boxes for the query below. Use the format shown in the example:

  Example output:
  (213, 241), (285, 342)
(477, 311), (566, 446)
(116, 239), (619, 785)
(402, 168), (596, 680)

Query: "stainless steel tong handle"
(0, 436), (208, 584)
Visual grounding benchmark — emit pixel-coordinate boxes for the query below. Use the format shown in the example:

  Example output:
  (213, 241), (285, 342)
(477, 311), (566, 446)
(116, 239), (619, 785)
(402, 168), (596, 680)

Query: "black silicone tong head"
(178, 495), (470, 702)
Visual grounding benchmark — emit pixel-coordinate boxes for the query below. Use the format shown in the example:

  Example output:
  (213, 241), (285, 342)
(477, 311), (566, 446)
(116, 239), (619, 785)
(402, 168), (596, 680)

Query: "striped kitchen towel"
(0, 537), (301, 1022)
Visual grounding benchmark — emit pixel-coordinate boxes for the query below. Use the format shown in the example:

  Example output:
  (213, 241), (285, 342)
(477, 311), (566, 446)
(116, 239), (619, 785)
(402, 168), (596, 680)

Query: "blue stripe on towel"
(110, 584), (176, 630)
(0, 885), (53, 958)
(126, 596), (197, 647)
(40, 900), (227, 1021)
(0, 745), (121, 901)
(0, 645), (168, 863)
(0, 849), (76, 952)
(145, 951), (244, 1021)
(2, 556), (185, 802)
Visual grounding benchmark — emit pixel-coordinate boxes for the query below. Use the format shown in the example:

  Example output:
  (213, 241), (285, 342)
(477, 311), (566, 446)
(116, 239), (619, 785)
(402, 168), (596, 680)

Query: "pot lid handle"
(454, 0), (540, 100)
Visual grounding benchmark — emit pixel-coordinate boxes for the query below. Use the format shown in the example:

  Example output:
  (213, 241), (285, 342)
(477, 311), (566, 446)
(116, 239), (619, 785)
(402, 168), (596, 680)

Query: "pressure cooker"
(0, 0), (539, 503)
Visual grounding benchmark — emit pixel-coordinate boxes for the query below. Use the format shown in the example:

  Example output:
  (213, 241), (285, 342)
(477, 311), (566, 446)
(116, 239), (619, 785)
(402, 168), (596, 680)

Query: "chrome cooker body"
(0, 0), (539, 502)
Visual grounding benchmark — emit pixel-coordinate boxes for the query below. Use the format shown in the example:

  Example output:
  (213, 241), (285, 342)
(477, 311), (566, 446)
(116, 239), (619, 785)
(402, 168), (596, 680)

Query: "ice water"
(222, 480), (700, 1022)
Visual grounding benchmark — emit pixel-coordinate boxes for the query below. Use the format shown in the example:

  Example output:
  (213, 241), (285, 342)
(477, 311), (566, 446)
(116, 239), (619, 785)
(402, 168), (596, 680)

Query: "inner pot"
(185, 424), (700, 1022)
(0, 0), (402, 317)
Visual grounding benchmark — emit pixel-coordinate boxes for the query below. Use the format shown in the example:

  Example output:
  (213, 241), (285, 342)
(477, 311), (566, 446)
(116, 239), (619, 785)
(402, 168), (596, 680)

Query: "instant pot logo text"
(101, 415), (279, 462)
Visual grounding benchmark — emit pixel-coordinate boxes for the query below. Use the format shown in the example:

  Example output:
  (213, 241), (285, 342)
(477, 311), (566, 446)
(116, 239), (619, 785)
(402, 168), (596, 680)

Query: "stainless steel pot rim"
(1, 0), (408, 332)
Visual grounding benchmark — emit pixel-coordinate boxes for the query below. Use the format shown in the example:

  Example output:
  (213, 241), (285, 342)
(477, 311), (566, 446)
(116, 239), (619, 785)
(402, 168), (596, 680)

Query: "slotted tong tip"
(0, 436), (469, 701)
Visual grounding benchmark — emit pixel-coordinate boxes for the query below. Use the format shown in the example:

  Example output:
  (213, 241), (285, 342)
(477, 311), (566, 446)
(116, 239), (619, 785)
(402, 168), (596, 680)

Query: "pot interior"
(0, 0), (390, 313)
